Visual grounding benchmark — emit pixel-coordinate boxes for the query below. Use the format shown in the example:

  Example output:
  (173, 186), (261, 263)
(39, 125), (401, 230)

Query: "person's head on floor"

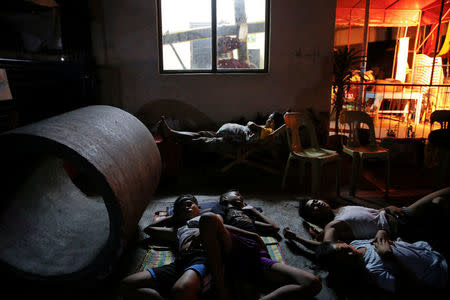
(266, 112), (284, 130)
(173, 194), (200, 223)
(299, 199), (334, 225)
(220, 189), (245, 209)
(316, 241), (372, 293)
(316, 241), (365, 275)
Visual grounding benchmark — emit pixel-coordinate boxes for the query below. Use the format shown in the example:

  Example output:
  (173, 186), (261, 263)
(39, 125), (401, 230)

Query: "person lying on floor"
(199, 212), (322, 300)
(158, 112), (285, 144)
(119, 194), (209, 300)
(294, 187), (450, 248)
(210, 189), (280, 236)
(203, 190), (319, 299)
(314, 232), (448, 298)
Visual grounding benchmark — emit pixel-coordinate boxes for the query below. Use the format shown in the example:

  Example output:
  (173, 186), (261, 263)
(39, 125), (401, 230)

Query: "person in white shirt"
(291, 187), (450, 248)
(315, 233), (448, 297)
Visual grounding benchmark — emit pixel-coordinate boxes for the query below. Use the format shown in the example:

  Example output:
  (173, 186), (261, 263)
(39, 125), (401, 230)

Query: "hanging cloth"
(438, 22), (450, 57)
(424, 27), (437, 56)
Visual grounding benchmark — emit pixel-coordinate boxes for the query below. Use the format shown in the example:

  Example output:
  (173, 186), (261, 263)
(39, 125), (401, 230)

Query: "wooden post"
(234, 0), (249, 64)
(358, 0), (371, 110)
(411, 10), (422, 83)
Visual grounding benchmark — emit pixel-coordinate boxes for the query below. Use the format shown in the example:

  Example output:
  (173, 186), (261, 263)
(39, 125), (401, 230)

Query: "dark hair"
(299, 198), (334, 227)
(173, 194), (198, 216)
(219, 189), (239, 205)
(316, 241), (368, 274)
(299, 198), (313, 220)
(315, 241), (337, 268)
(316, 242), (374, 294)
(270, 111), (284, 129)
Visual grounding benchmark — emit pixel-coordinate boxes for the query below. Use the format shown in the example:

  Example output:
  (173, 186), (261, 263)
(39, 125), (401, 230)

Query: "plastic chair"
(281, 112), (341, 197)
(340, 111), (390, 197)
(428, 110), (450, 189)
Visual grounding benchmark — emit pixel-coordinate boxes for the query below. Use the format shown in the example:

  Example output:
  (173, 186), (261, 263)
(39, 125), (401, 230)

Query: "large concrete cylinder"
(0, 105), (161, 285)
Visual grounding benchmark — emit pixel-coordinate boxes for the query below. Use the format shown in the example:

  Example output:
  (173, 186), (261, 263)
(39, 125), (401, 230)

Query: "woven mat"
(139, 210), (286, 271)
(262, 236), (286, 265)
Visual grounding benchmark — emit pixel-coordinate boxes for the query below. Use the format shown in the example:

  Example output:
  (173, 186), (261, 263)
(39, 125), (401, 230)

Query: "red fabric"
(421, 1), (450, 25)
(424, 27), (438, 56)
(337, 0), (435, 10)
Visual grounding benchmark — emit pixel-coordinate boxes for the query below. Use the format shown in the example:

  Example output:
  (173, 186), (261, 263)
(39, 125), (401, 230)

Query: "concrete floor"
(4, 146), (447, 299)
(109, 148), (446, 300)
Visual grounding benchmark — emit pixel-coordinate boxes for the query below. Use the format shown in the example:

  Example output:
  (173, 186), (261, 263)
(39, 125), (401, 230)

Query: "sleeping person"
(290, 187), (450, 250)
(120, 194), (208, 300)
(314, 236), (448, 297)
(198, 190), (320, 300)
(210, 189), (280, 236)
(199, 210), (321, 300)
(158, 112), (285, 144)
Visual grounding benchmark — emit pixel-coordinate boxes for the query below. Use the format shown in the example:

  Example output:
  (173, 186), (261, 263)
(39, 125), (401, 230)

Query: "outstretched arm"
(284, 220), (354, 250)
(143, 215), (177, 242)
(383, 205), (405, 218)
(268, 124), (286, 136)
(323, 220), (355, 242)
(283, 227), (321, 251)
(225, 224), (267, 251)
(243, 205), (280, 235)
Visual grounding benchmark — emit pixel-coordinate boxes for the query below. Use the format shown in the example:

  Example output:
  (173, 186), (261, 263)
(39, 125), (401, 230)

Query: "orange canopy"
(336, 0), (450, 27)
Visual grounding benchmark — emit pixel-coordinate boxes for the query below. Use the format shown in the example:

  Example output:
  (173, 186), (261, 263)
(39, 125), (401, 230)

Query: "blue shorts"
(147, 249), (208, 296)
(148, 263), (207, 280)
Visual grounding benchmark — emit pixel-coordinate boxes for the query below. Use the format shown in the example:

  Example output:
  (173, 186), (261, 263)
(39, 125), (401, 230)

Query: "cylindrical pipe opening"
(0, 105), (161, 288)
(0, 154), (110, 277)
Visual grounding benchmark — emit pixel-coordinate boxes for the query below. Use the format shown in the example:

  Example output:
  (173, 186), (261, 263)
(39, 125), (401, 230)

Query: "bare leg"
(259, 263), (322, 300)
(433, 196), (450, 217)
(159, 116), (203, 141)
(199, 213), (234, 300)
(407, 187), (450, 216)
(171, 269), (202, 300)
(119, 270), (164, 300)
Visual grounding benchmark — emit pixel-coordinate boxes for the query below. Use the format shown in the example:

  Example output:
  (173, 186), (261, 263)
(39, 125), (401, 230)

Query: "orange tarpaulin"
(422, 0), (450, 24)
(336, 0), (449, 27)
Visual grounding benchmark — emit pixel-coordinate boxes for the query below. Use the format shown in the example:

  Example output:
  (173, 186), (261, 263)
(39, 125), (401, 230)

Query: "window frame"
(157, 0), (271, 74)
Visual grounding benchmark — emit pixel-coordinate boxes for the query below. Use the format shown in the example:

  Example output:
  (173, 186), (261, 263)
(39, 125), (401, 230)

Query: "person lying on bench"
(158, 112), (285, 144)
(314, 233), (448, 297)
(210, 189), (280, 236)
(120, 194), (208, 300)
(294, 187), (450, 247)
(199, 212), (322, 300)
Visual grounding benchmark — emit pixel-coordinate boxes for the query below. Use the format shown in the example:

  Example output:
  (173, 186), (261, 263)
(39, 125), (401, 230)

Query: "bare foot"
(158, 116), (174, 139)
